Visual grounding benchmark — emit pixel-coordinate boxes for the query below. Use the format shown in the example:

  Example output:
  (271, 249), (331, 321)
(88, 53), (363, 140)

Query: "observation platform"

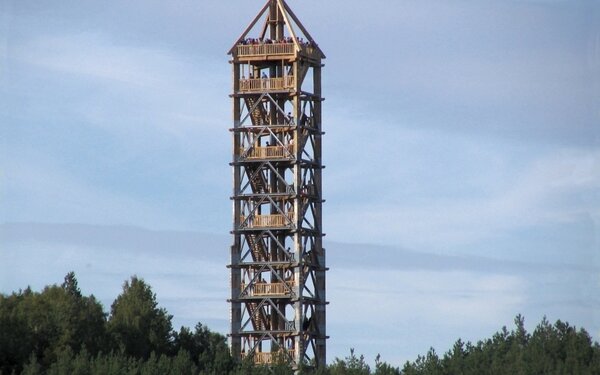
(240, 214), (294, 229)
(238, 145), (295, 160)
(238, 76), (295, 93)
(241, 349), (297, 365)
(239, 145), (294, 159)
(241, 281), (295, 297)
(232, 41), (322, 62)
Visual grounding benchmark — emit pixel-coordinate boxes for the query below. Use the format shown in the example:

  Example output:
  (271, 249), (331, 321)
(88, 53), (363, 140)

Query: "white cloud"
(2, 32), (232, 230)
(0, 152), (188, 230)
(490, 149), (600, 222)
(326, 148), (600, 248)
(13, 33), (176, 87)
(319, 0), (596, 148)
(328, 268), (527, 364)
(9, 32), (229, 140)
(330, 269), (526, 325)
(0, 239), (229, 331)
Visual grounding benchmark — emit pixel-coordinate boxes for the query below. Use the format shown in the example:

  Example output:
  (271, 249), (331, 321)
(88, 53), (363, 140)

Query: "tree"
(401, 315), (600, 375)
(329, 348), (371, 375)
(20, 353), (42, 375)
(173, 323), (235, 373)
(0, 273), (106, 374)
(0, 289), (33, 373)
(374, 354), (400, 375)
(54, 272), (107, 356)
(107, 276), (174, 359)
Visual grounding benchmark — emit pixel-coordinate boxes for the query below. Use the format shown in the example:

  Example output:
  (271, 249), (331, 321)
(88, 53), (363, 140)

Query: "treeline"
(400, 315), (600, 375)
(0, 273), (235, 375)
(1, 274), (599, 374)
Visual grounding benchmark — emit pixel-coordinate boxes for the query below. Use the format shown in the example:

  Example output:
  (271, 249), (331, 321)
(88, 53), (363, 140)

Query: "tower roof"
(228, 0), (325, 58)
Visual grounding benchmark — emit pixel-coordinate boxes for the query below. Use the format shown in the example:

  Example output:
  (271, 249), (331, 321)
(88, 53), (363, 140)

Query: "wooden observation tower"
(227, 0), (327, 368)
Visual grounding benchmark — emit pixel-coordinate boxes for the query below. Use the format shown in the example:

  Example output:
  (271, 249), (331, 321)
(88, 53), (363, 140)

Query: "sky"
(1, 0), (599, 367)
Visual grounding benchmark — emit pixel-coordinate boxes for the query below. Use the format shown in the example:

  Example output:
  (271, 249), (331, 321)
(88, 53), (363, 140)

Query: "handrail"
(241, 281), (295, 296)
(240, 145), (293, 159)
(239, 76), (295, 92)
(241, 349), (296, 364)
(237, 43), (295, 56)
(236, 42), (319, 59)
(240, 214), (294, 228)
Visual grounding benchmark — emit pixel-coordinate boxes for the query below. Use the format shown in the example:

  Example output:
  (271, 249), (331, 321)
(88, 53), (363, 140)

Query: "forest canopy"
(1, 273), (599, 375)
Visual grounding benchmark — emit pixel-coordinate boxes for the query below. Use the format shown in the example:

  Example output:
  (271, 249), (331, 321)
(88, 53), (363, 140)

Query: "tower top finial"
(228, 0), (325, 58)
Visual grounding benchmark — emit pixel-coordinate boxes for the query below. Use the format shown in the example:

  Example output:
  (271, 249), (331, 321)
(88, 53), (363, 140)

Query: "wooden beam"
(280, 0), (326, 58)
(276, 0), (300, 53)
(228, 0), (271, 55)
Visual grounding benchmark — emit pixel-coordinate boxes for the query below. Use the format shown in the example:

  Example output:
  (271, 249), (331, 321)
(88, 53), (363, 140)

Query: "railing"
(239, 76), (294, 92)
(237, 43), (295, 56)
(236, 43), (320, 59)
(241, 350), (296, 364)
(241, 186), (296, 195)
(242, 282), (295, 296)
(240, 145), (293, 159)
(241, 214), (293, 228)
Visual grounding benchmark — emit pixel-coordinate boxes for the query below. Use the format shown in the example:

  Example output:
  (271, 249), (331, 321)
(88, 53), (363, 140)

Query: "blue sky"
(1, 0), (599, 367)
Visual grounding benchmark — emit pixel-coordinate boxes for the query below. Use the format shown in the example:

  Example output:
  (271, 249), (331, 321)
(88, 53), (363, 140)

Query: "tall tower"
(228, 0), (326, 368)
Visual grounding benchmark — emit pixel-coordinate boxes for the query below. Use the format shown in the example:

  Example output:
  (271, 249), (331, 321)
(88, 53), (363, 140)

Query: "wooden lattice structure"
(227, 0), (327, 369)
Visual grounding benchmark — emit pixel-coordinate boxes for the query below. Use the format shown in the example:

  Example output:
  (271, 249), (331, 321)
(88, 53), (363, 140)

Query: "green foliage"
(107, 276), (174, 359)
(402, 315), (600, 375)
(4, 274), (600, 375)
(374, 354), (401, 375)
(329, 348), (371, 375)
(0, 273), (106, 374)
(0, 273), (230, 374)
(20, 353), (42, 375)
(173, 323), (235, 374)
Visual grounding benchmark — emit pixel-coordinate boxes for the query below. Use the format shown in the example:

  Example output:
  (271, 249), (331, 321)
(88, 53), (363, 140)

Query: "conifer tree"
(107, 276), (174, 359)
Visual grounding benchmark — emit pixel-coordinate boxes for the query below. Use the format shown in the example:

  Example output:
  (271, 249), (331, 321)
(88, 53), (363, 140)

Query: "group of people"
(239, 36), (318, 48)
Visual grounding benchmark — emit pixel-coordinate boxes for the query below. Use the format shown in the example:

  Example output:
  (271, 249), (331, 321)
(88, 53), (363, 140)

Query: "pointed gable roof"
(228, 0), (325, 59)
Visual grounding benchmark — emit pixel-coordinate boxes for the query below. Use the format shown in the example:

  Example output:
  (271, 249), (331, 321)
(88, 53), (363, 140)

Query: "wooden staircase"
(246, 233), (267, 262)
(247, 302), (269, 331)
(245, 96), (267, 125)
(245, 164), (267, 194)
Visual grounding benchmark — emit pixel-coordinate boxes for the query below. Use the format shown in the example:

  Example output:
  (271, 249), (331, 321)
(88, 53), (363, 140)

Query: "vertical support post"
(293, 55), (305, 366)
(230, 60), (242, 359)
(312, 65), (326, 367)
